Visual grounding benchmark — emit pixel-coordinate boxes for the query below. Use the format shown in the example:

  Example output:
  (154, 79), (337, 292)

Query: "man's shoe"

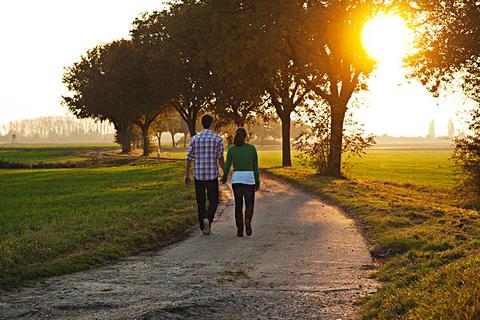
(203, 218), (211, 235)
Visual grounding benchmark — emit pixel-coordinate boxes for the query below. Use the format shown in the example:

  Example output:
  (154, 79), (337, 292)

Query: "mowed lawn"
(0, 162), (196, 289)
(0, 145), (117, 163)
(163, 148), (458, 190)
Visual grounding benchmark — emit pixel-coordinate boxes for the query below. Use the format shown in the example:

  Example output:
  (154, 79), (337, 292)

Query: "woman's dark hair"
(234, 127), (247, 147)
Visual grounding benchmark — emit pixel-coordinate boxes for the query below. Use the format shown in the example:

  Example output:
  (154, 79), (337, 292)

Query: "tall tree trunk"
(114, 123), (131, 154)
(281, 114), (292, 167)
(157, 133), (162, 151)
(120, 131), (131, 154)
(141, 125), (150, 157)
(183, 133), (187, 148)
(188, 117), (196, 137)
(171, 132), (176, 148)
(327, 104), (347, 177)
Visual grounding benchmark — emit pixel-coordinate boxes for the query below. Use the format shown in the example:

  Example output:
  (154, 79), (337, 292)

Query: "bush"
(293, 105), (375, 175)
(453, 108), (480, 207)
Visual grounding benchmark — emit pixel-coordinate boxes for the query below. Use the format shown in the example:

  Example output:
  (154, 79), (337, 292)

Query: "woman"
(221, 127), (260, 237)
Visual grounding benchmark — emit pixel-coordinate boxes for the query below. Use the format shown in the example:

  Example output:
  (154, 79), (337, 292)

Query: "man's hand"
(185, 175), (191, 186)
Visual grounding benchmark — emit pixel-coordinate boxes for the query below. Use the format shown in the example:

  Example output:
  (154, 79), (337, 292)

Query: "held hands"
(221, 177), (227, 185)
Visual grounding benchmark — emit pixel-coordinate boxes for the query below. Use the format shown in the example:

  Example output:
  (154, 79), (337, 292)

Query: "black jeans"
(232, 183), (255, 217)
(194, 178), (219, 230)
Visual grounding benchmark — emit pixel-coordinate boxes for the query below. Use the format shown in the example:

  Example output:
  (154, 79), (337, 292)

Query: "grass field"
(0, 162), (196, 289)
(163, 148), (458, 190)
(266, 167), (479, 319)
(0, 145), (117, 163)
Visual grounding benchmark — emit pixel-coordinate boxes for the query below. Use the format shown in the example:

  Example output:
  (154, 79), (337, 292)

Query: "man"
(185, 115), (225, 235)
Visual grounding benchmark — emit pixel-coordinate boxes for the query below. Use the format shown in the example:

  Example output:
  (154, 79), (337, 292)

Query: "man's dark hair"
(201, 115), (214, 129)
(234, 127), (247, 147)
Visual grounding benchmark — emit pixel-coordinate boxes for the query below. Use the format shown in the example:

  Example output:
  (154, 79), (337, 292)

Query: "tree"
(267, 68), (310, 166)
(180, 0), (377, 175)
(211, 73), (268, 128)
(64, 40), (179, 156)
(194, 0), (311, 167)
(452, 108), (480, 206)
(63, 42), (136, 153)
(151, 111), (183, 150)
(294, 103), (375, 174)
(291, 1), (376, 176)
(131, 5), (216, 137)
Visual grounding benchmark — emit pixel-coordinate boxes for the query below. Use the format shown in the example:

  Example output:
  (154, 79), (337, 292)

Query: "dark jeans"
(194, 178), (219, 230)
(232, 183), (255, 218)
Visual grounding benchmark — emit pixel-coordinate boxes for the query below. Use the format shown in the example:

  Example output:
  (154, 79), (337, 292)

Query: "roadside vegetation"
(265, 165), (479, 319)
(0, 161), (196, 290)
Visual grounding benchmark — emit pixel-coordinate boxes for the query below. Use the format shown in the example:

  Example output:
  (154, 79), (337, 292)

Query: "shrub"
(453, 108), (480, 208)
(293, 105), (375, 175)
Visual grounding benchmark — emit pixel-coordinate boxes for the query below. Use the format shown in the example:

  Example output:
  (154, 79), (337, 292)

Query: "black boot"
(245, 208), (254, 236)
(235, 213), (244, 237)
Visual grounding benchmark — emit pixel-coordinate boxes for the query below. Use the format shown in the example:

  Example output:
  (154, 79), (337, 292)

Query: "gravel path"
(0, 176), (377, 320)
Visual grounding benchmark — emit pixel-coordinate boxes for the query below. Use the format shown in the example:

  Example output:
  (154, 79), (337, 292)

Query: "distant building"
(427, 119), (435, 139)
(447, 118), (455, 138)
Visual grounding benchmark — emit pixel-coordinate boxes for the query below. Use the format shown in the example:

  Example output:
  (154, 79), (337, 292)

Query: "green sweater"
(222, 143), (260, 187)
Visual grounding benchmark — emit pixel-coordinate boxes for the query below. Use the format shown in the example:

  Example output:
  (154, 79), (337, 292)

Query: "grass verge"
(265, 167), (480, 319)
(0, 162), (197, 290)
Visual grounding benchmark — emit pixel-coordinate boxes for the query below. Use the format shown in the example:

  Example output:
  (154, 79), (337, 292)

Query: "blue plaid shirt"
(186, 130), (224, 181)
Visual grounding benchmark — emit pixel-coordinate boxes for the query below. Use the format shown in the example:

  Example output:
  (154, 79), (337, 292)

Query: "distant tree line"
(0, 116), (114, 143)
(63, 0), (479, 179)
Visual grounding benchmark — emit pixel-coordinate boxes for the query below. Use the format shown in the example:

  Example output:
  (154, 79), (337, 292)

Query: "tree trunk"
(327, 105), (347, 177)
(115, 124), (131, 154)
(141, 124), (150, 157)
(171, 132), (176, 148)
(157, 133), (162, 151)
(280, 113), (292, 167)
(183, 133), (187, 148)
(188, 118), (196, 137)
(120, 132), (131, 154)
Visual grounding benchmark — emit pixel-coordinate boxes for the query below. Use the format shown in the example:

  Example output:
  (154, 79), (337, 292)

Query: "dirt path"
(1, 176), (377, 320)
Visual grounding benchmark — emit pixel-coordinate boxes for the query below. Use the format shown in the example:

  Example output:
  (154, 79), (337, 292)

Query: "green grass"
(344, 149), (459, 190)
(0, 162), (196, 289)
(0, 145), (117, 164)
(162, 148), (458, 190)
(265, 168), (480, 319)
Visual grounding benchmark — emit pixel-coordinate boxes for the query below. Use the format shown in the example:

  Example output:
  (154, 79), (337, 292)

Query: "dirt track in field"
(1, 175), (377, 320)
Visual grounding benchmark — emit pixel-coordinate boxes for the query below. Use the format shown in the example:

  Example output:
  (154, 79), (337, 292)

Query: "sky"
(0, 0), (167, 126)
(0, 3), (476, 137)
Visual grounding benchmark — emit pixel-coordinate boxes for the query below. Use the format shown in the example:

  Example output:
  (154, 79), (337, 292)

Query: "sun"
(362, 14), (412, 65)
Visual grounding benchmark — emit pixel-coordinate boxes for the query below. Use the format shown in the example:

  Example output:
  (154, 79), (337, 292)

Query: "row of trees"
(63, 0), (479, 179)
(0, 116), (115, 143)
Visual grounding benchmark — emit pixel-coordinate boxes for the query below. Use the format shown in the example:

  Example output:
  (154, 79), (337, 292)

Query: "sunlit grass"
(0, 163), (196, 289)
(162, 148), (458, 190)
(0, 145), (117, 163)
(266, 167), (480, 319)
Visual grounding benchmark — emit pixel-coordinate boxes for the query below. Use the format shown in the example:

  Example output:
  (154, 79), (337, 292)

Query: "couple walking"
(185, 115), (260, 237)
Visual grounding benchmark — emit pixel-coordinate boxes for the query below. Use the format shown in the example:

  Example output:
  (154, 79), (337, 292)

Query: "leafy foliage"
(294, 104), (375, 175)
(453, 108), (480, 207)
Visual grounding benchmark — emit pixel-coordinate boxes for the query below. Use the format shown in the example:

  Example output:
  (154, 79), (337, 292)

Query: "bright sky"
(0, 6), (476, 137)
(0, 0), (166, 125)
(357, 14), (476, 137)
